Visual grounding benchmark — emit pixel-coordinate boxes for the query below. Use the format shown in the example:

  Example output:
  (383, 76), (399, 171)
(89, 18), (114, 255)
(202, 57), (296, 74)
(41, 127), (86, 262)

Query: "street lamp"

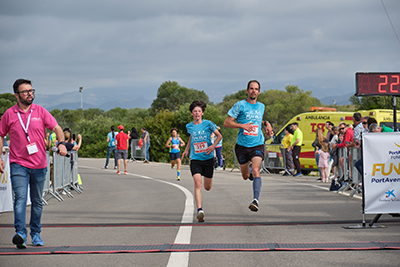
(79, 87), (83, 110)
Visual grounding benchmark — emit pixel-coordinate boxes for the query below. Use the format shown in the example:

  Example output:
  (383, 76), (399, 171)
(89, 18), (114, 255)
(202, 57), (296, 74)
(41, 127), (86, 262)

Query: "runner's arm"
(165, 137), (172, 148)
(223, 115), (253, 132)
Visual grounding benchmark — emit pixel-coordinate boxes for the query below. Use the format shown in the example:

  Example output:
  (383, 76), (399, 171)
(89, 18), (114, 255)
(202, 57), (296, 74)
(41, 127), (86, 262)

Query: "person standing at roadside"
(223, 80), (273, 212)
(165, 128), (185, 180)
(181, 101), (222, 222)
(115, 125), (129, 174)
(104, 126), (117, 169)
(141, 127), (150, 163)
(290, 122), (303, 177)
(0, 79), (67, 248)
(281, 125), (294, 176)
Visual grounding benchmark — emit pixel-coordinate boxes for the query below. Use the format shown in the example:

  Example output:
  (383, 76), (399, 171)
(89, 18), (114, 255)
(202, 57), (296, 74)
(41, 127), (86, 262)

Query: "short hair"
(326, 121), (334, 127)
(353, 112), (362, 122)
(13, 79), (31, 93)
(292, 122), (298, 127)
(363, 116), (370, 121)
(141, 127), (146, 131)
(189, 100), (207, 112)
(285, 125), (293, 135)
(369, 123), (379, 132)
(247, 80), (260, 90)
(170, 128), (178, 133)
(367, 117), (377, 128)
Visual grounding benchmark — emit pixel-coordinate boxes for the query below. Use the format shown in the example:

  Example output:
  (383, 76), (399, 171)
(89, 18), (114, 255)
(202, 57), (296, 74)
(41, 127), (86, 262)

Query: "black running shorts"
(190, 158), (214, 178)
(235, 144), (265, 165)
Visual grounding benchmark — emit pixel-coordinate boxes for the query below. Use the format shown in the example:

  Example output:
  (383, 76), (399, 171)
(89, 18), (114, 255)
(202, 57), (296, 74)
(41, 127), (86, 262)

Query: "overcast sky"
(0, 0), (399, 103)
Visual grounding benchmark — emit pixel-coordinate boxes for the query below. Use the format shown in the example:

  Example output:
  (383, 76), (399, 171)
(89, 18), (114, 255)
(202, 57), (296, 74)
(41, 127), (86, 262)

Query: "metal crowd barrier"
(230, 148), (240, 172)
(130, 139), (147, 161)
(43, 150), (82, 203)
(335, 146), (362, 197)
(264, 144), (289, 175)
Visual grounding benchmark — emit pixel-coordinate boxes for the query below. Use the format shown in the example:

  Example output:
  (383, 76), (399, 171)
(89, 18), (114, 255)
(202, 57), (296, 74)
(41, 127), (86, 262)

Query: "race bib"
(244, 124), (259, 136)
(194, 141), (208, 154)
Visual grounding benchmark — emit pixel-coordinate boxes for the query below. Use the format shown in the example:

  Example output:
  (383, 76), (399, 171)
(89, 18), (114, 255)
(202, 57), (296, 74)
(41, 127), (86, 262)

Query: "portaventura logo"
(388, 142), (400, 159)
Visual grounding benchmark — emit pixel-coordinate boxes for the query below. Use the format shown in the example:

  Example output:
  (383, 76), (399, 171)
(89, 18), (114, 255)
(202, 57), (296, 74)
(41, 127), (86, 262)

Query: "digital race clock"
(356, 72), (400, 96)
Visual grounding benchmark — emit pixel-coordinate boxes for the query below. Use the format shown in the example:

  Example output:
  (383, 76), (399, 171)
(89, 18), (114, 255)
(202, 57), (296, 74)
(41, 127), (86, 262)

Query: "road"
(0, 158), (399, 267)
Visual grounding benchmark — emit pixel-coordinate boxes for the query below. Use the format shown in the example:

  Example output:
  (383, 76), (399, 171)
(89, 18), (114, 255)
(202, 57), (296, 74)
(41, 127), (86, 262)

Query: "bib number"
(244, 124), (259, 136)
(194, 141), (208, 154)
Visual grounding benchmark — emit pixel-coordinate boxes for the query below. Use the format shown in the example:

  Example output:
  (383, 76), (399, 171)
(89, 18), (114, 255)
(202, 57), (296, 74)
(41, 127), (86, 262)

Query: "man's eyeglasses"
(17, 89), (35, 95)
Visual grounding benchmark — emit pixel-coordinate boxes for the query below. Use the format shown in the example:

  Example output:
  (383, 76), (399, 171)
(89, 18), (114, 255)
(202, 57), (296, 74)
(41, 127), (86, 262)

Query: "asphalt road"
(0, 158), (399, 267)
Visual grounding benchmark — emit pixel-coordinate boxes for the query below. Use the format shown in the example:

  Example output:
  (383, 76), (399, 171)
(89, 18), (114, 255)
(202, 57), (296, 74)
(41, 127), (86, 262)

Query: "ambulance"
(266, 107), (400, 174)
(266, 107), (353, 174)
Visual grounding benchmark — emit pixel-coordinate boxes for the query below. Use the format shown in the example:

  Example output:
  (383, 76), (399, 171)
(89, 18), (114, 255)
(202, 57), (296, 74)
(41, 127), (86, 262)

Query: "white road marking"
(81, 166), (193, 267)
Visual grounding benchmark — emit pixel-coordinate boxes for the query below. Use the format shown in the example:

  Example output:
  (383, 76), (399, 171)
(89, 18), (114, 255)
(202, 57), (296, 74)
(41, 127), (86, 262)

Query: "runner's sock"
(177, 170), (180, 177)
(253, 177), (262, 200)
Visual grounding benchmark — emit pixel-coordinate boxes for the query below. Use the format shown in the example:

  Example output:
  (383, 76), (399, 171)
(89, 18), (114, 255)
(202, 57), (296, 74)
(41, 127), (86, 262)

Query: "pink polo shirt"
(0, 103), (58, 169)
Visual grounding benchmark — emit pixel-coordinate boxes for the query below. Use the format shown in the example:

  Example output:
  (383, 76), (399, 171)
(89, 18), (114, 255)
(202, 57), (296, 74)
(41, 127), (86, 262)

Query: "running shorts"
(234, 144), (265, 165)
(190, 158), (214, 178)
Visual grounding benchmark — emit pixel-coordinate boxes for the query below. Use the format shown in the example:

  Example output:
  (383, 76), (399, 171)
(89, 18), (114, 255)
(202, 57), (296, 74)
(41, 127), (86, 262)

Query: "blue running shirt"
(186, 119), (218, 161)
(227, 99), (265, 147)
(170, 137), (180, 153)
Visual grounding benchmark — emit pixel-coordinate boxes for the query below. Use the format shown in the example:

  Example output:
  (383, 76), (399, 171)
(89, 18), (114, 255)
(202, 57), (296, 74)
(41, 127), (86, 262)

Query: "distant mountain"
(319, 92), (353, 106)
(35, 87), (152, 111)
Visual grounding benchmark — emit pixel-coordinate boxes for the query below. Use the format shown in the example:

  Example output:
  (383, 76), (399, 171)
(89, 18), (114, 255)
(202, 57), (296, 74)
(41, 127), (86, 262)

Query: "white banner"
(363, 132), (400, 214)
(0, 151), (13, 213)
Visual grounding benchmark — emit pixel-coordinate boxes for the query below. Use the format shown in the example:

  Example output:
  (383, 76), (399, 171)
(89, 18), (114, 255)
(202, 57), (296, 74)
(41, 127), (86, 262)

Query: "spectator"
(129, 127), (139, 140)
(369, 123), (394, 133)
(104, 126), (117, 169)
(141, 127), (150, 163)
(281, 125), (294, 176)
(290, 122), (303, 177)
(63, 131), (82, 151)
(325, 121), (334, 141)
(329, 126), (340, 179)
(332, 124), (354, 180)
(0, 78), (67, 248)
(312, 128), (328, 180)
(214, 127), (224, 170)
(352, 112), (363, 146)
(0, 113), (10, 147)
(115, 125), (129, 174)
(316, 142), (330, 182)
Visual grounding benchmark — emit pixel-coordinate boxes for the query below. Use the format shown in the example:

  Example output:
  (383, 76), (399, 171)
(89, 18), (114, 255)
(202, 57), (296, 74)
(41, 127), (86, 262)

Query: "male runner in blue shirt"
(224, 80), (273, 212)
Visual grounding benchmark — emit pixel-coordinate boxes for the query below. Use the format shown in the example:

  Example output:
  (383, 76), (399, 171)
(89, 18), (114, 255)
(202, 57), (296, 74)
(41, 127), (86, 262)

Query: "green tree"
(150, 81), (209, 114)
(0, 93), (15, 114)
(350, 95), (399, 110)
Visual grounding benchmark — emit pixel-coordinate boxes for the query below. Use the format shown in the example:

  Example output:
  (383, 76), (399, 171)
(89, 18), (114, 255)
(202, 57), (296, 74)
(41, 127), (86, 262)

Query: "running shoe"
(31, 233), (44, 246)
(249, 199), (259, 212)
(103, 166), (108, 169)
(116, 171), (121, 175)
(197, 210), (205, 222)
(12, 233), (27, 249)
(249, 173), (254, 181)
(293, 172), (303, 177)
(171, 165), (175, 169)
(176, 176), (180, 181)
(124, 171), (128, 175)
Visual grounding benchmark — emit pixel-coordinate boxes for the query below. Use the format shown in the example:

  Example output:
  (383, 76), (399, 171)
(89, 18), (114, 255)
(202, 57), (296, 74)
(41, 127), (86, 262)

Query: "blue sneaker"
(196, 210), (205, 222)
(293, 172), (303, 177)
(12, 233), (27, 249)
(31, 233), (44, 246)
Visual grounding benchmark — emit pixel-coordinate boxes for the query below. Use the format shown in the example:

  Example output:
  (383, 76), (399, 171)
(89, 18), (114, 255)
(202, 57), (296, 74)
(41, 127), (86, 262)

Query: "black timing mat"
(1, 241), (399, 255)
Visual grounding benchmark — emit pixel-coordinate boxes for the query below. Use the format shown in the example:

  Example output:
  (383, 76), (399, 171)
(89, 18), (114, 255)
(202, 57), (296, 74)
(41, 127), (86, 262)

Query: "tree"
(150, 81), (209, 114)
(350, 95), (399, 110)
(0, 93), (15, 114)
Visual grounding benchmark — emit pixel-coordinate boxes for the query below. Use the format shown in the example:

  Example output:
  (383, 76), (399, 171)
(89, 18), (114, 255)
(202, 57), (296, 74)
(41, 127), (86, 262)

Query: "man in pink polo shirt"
(0, 79), (67, 248)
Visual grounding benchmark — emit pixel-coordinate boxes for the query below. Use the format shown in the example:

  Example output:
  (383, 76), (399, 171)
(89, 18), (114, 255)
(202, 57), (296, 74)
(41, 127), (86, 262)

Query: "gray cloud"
(0, 0), (399, 103)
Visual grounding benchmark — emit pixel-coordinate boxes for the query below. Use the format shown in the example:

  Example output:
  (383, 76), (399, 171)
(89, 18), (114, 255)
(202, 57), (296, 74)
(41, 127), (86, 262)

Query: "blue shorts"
(169, 152), (181, 161)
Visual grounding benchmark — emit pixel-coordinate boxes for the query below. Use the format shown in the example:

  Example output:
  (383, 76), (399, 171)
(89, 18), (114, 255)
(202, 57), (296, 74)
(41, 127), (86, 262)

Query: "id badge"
(27, 143), (39, 155)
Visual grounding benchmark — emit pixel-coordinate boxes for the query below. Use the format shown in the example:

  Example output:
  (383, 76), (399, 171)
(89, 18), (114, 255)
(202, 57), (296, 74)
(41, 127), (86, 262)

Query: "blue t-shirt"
(107, 132), (116, 147)
(170, 137), (180, 153)
(186, 119), (218, 161)
(228, 99), (265, 147)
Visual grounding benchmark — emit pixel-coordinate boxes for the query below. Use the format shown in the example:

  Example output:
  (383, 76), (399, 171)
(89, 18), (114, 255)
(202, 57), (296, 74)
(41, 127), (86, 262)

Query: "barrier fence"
(0, 149), (83, 213)
(263, 144), (362, 197)
(130, 139), (148, 162)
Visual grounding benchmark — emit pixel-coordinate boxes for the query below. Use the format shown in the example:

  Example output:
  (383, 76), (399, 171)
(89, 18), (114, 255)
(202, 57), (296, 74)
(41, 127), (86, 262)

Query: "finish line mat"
(1, 241), (399, 255)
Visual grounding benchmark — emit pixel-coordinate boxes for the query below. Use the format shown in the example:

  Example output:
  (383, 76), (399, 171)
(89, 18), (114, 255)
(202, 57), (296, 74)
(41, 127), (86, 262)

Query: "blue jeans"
(105, 146), (117, 167)
(145, 143), (150, 161)
(10, 163), (47, 237)
(355, 159), (362, 175)
(215, 146), (223, 167)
